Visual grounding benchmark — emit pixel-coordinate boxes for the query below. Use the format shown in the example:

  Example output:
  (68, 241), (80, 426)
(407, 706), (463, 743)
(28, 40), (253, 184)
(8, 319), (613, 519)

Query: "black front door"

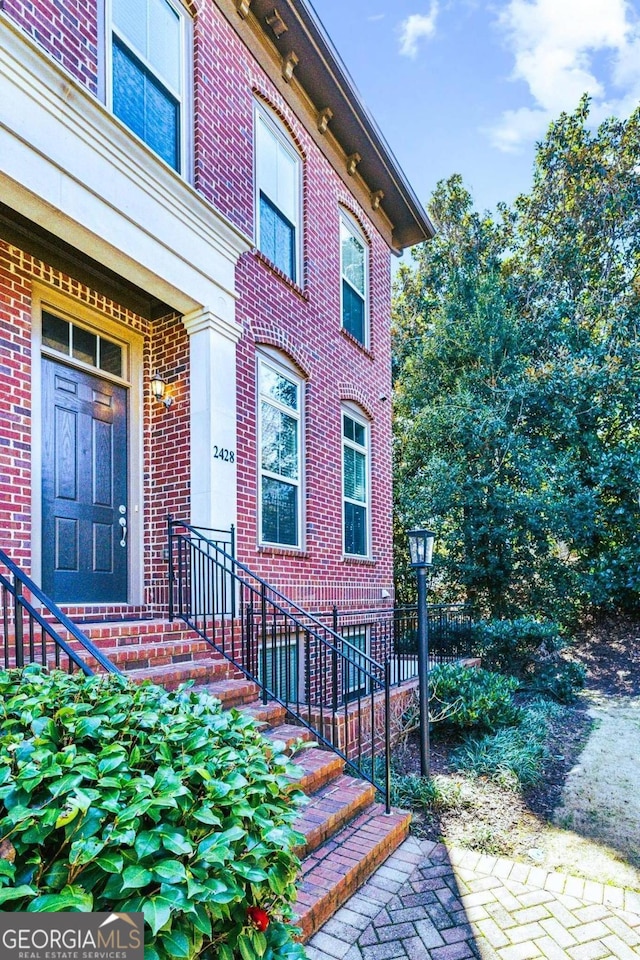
(42, 358), (128, 603)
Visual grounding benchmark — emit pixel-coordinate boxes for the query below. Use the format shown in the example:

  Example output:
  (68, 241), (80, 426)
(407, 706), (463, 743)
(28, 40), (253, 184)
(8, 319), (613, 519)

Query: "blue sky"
(310, 0), (640, 217)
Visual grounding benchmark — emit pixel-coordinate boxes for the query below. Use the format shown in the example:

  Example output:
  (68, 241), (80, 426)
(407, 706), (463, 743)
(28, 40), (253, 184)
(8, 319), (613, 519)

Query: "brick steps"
(287, 746), (346, 795)
(127, 656), (240, 690)
(293, 804), (411, 941)
(38, 614), (411, 942)
(94, 640), (214, 669)
(292, 774), (376, 858)
(264, 723), (315, 751)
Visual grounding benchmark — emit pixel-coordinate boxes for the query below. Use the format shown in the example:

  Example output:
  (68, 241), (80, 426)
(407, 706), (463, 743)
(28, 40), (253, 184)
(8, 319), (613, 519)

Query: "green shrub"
(472, 617), (585, 703)
(451, 698), (565, 787)
(0, 666), (306, 960)
(390, 773), (464, 813)
(473, 617), (562, 674)
(429, 663), (521, 733)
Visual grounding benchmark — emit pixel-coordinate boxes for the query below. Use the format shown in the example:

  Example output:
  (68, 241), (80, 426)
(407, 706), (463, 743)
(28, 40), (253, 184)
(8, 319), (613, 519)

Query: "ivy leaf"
(27, 886), (93, 912)
(0, 885), (37, 906)
(122, 865), (154, 890)
(142, 894), (174, 935)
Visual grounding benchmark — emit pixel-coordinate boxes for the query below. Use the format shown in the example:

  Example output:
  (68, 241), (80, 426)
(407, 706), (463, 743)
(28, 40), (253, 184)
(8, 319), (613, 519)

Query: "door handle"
(119, 516), (127, 548)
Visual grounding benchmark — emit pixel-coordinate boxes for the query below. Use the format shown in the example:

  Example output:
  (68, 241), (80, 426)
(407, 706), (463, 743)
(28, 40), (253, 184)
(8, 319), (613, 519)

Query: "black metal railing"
(319, 603), (477, 687)
(0, 548), (121, 676)
(168, 518), (392, 812)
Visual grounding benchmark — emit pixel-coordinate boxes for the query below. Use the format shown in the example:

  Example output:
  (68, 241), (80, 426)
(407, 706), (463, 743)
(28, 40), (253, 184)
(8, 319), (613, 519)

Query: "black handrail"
(0, 548), (121, 676)
(167, 517), (392, 812)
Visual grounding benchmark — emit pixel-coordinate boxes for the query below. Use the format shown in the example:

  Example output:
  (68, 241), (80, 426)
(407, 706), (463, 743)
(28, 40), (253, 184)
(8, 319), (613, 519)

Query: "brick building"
(0, 0), (436, 932)
(0, 0), (432, 628)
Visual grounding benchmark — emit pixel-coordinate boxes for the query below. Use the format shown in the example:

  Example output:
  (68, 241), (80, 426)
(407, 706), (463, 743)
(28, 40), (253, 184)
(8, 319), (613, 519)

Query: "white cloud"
(398, 5), (439, 58)
(367, 13), (385, 22)
(489, 0), (640, 152)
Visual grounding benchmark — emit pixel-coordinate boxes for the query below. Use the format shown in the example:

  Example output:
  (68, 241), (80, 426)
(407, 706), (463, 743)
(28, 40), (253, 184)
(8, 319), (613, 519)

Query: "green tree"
(394, 99), (640, 621)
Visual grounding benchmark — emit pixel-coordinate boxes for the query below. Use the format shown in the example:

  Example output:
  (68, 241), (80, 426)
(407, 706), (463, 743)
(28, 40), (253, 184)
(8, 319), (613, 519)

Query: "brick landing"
(305, 840), (640, 960)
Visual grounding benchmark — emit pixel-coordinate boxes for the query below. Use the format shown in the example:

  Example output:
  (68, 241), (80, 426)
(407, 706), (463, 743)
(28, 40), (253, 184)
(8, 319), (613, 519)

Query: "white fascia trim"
(0, 14), (251, 314)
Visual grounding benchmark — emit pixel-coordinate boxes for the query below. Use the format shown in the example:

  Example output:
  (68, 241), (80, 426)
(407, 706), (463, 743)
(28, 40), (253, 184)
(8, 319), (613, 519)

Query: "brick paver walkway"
(305, 838), (640, 960)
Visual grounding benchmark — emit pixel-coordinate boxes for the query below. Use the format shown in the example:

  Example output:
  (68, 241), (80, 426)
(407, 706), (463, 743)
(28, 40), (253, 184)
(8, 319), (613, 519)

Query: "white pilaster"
(183, 307), (242, 534)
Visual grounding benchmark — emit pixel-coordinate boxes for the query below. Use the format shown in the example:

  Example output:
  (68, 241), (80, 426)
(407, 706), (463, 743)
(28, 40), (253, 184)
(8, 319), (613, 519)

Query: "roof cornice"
(223, 0), (435, 249)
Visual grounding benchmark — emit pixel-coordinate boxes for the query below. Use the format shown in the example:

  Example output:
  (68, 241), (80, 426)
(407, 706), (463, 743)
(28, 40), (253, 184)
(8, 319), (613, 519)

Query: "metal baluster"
(14, 577), (23, 669)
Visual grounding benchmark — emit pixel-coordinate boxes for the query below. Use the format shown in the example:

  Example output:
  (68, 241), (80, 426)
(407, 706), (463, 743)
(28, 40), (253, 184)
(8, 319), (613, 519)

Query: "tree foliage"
(393, 98), (640, 621)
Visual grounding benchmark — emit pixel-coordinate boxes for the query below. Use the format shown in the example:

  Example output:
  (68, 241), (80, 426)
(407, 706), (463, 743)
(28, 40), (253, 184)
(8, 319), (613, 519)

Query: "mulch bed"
(395, 615), (640, 856)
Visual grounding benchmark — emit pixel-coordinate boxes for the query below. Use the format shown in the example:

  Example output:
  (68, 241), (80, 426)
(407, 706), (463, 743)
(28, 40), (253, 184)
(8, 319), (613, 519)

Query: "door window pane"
(99, 339), (123, 377)
(42, 313), (70, 354)
(72, 327), (98, 367)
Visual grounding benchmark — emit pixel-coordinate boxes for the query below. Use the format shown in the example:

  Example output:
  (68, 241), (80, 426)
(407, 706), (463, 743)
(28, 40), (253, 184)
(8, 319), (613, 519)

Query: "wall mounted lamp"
(150, 371), (173, 410)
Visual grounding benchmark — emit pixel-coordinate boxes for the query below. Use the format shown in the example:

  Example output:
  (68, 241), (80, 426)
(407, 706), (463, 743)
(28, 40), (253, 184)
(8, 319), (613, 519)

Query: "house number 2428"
(213, 445), (235, 463)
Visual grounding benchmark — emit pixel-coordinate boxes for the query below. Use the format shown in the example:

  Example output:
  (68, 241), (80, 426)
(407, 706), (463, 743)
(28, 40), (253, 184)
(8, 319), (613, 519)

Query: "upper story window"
(340, 211), (368, 346)
(109, 0), (188, 172)
(258, 353), (303, 548)
(255, 104), (302, 283)
(342, 407), (370, 558)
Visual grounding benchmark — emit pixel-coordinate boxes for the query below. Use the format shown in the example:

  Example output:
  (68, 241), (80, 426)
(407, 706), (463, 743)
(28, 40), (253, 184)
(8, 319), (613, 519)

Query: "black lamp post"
(407, 527), (436, 778)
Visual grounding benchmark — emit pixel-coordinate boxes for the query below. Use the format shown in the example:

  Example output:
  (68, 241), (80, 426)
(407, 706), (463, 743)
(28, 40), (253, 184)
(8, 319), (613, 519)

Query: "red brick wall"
(0, 244), (32, 567)
(3, 0), (396, 615)
(2, 0), (99, 94)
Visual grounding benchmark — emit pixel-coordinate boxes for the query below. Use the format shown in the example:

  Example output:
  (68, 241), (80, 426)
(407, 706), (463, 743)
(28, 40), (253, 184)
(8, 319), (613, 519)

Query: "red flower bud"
(247, 906), (270, 932)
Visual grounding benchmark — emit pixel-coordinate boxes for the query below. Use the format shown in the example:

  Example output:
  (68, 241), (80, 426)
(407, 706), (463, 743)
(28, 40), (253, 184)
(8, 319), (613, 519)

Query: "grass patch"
(390, 771), (466, 813)
(451, 697), (566, 788)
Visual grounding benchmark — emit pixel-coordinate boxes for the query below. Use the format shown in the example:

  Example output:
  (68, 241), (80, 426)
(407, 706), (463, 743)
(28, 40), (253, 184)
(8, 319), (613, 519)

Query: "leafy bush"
(430, 663), (521, 733)
(0, 666), (306, 960)
(473, 617), (562, 674)
(527, 659), (586, 703)
(473, 617), (585, 703)
(451, 698), (565, 787)
(390, 772), (464, 813)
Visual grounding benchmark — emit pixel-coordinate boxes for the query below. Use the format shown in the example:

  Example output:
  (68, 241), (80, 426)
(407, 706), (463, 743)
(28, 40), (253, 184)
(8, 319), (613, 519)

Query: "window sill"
(254, 250), (309, 300)
(258, 544), (309, 558)
(342, 555), (376, 567)
(340, 326), (374, 358)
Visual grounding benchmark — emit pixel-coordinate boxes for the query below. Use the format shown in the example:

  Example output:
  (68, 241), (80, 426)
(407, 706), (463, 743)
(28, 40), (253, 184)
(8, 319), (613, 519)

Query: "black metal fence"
(168, 518), (393, 812)
(0, 548), (121, 676)
(324, 603), (477, 687)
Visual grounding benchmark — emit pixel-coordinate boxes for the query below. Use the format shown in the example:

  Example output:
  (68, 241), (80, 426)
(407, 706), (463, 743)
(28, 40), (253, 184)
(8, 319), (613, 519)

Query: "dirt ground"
(404, 616), (640, 890)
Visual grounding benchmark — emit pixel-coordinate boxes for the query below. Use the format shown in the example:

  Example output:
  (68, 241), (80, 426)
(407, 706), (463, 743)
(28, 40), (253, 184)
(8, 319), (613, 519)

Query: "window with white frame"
(343, 626), (370, 701)
(255, 105), (301, 283)
(258, 354), (303, 547)
(340, 212), (368, 345)
(342, 408), (370, 557)
(109, 0), (188, 172)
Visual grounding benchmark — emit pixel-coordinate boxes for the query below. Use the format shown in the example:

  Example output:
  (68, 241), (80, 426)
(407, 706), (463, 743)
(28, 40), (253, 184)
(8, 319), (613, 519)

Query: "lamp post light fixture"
(150, 371), (173, 410)
(407, 527), (436, 778)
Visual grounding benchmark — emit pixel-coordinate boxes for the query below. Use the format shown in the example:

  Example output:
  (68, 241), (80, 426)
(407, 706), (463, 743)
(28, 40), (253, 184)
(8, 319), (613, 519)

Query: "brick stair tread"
(93, 639), (216, 668)
(197, 677), (261, 708)
(293, 803), (411, 941)
(263, 723), (315, 749)
(285, 745), (344, 794)
(238, 700), (287, 728)
(126, 657), (236, 688)
(292, 774), (376, 858)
